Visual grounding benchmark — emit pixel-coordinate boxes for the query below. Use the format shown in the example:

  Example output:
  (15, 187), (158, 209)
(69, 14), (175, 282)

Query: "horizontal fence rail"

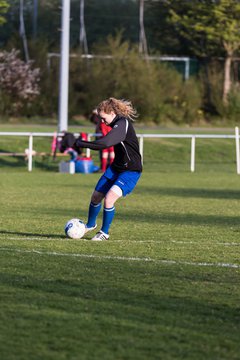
(0, 127), (239, 174)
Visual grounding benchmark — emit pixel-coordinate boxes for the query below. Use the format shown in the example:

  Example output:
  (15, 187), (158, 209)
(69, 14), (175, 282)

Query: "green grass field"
(0, 127), (240, 359)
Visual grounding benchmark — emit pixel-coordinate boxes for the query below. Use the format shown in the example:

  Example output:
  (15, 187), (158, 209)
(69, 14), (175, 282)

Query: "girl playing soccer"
(74, 97), (142, 241)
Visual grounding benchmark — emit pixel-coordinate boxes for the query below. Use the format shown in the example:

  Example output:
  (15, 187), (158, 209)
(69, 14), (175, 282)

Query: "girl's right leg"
(85, 190), (105, 230)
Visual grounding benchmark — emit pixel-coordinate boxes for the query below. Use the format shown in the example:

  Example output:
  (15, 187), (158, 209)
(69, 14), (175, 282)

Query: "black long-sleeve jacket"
(74, 115), (142, 173)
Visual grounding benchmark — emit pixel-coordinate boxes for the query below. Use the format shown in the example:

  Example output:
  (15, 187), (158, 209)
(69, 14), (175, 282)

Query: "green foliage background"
(3, 33), (202, 125)
(1, 0), (240, 124)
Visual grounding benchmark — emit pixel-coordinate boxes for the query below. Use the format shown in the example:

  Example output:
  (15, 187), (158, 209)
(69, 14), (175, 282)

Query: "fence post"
(86, 134), (91, 158)
(190, 136), (195, 172)
(235, 126), (240, 174)
(28, 133), (33, 172)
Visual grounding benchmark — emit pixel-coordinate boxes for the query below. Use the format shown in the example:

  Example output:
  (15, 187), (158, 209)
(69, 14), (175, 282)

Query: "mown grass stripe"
(3, 236), (240, 246)
(0, 247), (239, 269)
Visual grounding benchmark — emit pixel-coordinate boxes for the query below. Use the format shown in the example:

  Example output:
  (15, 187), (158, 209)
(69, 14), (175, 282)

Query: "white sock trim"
(104, 206), (115, 212)
(91, 202), (101, 207)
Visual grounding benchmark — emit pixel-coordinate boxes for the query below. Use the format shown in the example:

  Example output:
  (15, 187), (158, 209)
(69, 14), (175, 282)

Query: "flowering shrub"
(0, 49), (40, 115)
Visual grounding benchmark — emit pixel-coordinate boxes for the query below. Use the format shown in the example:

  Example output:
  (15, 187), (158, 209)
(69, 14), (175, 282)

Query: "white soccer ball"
(64, 218), (85, 239)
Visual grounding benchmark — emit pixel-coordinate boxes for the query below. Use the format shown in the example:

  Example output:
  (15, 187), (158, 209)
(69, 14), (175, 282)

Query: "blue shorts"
(95, 166), (141, 197)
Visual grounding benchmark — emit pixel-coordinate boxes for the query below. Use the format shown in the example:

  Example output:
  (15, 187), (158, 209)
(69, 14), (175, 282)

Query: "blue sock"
(86, 202), (101, 228)
(101, 206), (115, 234)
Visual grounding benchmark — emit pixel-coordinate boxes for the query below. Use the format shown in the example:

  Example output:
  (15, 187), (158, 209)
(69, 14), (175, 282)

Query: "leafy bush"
(223, 85), (240, 121)
(0, 35), (202, 125)
(69, 33), (202, 124)
(25, 40), (59, 118)
(202, 60), (240, 123)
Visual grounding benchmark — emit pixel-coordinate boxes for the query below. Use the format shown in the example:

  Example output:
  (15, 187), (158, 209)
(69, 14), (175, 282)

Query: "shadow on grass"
(6, 205), (240, 228)
(0, 268), (239, 333)
(138, 186), (240, 200)
(0, 156), (26, 168)
(0, 230), (65, 239)
(0, 156), (56, 171)
(117, 211), (240, 228)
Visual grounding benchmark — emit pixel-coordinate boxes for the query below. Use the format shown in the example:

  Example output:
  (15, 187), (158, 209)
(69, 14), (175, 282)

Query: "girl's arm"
(74, 119), (127, 151)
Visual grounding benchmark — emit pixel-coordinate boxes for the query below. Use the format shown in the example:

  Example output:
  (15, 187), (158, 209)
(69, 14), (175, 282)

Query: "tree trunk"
(19, 0), (30, 62)
(223, 55), (232, 105)
(139, 0), (148, 58)
(32, 0), (38, 39)
(79, 0), (88, 54)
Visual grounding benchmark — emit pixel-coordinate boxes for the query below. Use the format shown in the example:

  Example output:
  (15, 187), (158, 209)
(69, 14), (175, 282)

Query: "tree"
(1, 0), (140, 51)
(167, 0), (240, 105)
(0, 0), (9, 25)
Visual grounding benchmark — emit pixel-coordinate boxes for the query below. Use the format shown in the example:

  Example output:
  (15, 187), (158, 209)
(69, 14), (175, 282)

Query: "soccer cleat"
(84, 224), (97, 234)
(91, 231), (109, 241)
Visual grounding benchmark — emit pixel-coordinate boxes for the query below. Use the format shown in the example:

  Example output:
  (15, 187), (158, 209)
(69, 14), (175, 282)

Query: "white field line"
(0, 247), (239, 269)
(3, 236), (240, 247)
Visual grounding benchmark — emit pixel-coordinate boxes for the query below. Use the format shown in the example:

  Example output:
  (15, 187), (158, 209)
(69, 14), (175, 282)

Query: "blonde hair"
(97, 97), (138, 121)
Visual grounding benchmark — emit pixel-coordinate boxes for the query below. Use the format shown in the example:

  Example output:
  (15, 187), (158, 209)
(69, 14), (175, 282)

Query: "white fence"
(0, 127), (240, 174)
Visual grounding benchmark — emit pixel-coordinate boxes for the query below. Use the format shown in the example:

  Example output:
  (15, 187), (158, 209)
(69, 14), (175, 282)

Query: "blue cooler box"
(75, 157), (99, 173)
